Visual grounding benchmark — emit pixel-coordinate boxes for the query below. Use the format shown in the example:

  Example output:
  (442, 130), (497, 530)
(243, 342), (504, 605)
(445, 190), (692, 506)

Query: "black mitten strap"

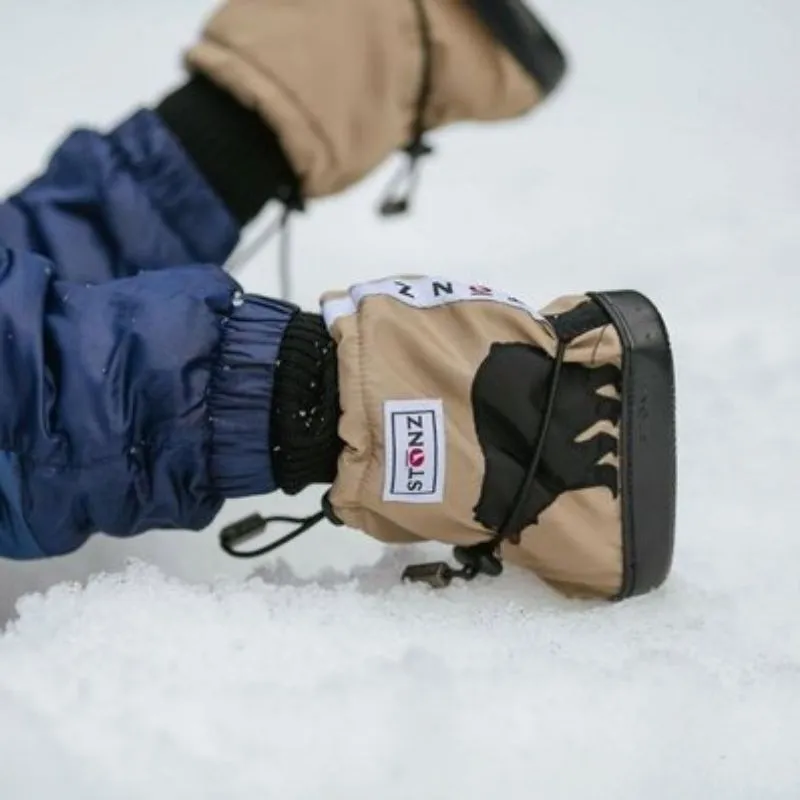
(271, 312), (341, 495)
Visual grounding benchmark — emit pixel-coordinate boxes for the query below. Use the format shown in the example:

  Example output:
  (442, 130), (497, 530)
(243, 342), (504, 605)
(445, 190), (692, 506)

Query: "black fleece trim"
(155, 74), (301, 227)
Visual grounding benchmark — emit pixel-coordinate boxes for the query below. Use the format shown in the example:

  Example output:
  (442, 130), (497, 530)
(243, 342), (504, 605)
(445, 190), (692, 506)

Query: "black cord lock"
(401, 542), (504, 588)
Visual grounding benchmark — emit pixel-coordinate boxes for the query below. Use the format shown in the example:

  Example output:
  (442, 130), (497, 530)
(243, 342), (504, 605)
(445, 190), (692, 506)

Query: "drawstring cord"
(378, 0), (435, 217)
(220, 492), (341, 559)
(402, 339), (569, 589)
(220, 509), (325, 559)
(226, 181), (300, 300)
(226, 204), (292, 298)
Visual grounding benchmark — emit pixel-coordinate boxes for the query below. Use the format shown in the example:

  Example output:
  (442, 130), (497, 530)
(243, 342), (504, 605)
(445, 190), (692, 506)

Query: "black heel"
(590, 291), (677, 600)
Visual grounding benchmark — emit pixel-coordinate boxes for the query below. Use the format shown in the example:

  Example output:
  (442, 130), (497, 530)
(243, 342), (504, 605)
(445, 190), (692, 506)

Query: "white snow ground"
(0, 0), (799, 797)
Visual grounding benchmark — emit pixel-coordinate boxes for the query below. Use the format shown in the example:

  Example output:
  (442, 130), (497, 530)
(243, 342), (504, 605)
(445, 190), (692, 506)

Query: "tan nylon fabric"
(186, 0), (542, 197)
(324, 284), (624, 599)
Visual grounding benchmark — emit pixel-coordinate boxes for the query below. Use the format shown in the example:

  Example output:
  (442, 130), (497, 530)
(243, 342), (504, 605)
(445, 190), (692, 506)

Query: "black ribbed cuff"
(271, 312), (342, 495)
(155, 74), (301, 227)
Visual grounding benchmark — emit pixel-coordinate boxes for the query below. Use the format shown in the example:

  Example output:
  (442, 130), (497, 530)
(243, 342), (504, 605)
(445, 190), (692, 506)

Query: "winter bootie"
(320, 279), (676, 601)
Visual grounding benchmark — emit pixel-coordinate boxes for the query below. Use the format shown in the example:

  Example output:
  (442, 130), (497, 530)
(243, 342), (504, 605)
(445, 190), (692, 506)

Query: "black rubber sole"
(466, 0), (568, 96)
(589, 291), (677, 600)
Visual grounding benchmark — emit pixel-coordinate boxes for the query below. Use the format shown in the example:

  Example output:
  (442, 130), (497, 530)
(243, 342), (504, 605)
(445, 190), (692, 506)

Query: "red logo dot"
(407, 448), (425, 468)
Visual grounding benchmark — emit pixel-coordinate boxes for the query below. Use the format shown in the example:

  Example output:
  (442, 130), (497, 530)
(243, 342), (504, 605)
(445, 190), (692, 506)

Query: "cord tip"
(220, 513), (268, 548)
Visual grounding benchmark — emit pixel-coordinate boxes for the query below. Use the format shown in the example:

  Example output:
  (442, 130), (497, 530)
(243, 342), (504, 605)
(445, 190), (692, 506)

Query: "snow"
(0, 0), (799, 797)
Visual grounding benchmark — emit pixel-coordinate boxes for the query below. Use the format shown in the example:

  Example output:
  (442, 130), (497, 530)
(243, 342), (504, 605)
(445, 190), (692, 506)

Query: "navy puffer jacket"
(0, 110), (293, 558)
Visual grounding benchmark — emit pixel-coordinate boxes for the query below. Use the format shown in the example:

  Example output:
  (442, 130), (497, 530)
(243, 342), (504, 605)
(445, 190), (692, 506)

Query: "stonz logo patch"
(383, 399), (445, 503)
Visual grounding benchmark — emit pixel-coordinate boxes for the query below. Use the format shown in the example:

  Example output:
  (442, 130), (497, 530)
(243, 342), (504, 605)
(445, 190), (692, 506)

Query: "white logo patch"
(383, 399), (445, 504)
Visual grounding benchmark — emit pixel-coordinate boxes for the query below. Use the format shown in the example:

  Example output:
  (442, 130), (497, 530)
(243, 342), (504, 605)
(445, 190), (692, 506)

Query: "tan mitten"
(185, 0), (566, 198)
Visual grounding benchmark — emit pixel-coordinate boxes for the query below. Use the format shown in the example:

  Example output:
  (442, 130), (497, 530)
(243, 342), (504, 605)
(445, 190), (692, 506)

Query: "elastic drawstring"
(226, 203), (294, 299)
(402, 339), (569, 589)
(219, 492), (342, 559)
(378, 0), (435, 218)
